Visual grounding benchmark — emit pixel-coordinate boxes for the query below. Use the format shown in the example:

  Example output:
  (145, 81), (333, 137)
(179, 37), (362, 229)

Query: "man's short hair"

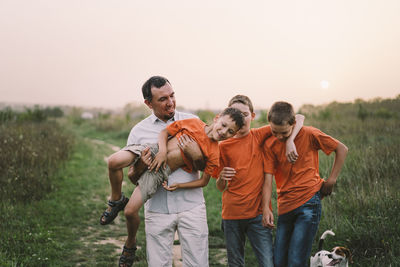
(142, 76), (170, 102)
(228, 95), (254, 113)
(221, 107), (245, 129)
(268, 101), (295, 125)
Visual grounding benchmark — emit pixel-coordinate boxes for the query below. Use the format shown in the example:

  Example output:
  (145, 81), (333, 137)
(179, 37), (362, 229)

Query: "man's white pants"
(145, 203), (209, 267)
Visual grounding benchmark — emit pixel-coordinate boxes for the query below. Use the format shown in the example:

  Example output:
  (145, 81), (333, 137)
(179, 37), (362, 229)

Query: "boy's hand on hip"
(320, 179), (335, 197)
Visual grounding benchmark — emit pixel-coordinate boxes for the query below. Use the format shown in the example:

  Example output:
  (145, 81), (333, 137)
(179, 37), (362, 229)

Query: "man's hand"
(141, 147), (153, 166)
(262, 209), (275, 229)
(178, 134), (205, 170)
(320, 179), (336, 197)
(285, 139), (298, 163)
(128, 147), (152, 185)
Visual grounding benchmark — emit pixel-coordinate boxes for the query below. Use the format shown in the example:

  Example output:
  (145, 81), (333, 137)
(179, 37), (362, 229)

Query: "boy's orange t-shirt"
(213, 126), (272, 220)
(166, 118), (219, 176)
(263, 126), (339, 215)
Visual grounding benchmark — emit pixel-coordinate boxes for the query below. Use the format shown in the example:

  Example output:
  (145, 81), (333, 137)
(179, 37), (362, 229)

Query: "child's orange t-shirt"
(263, 126), (339, 215)
(213, 126), (272, 220)
(167, 118), (219, 176)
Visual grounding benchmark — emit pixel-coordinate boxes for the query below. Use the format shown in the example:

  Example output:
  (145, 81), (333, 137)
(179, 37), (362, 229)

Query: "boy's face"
(211, 114), (240, 141)
(229, 102), (255, 136)
(270, 121), (295, 142)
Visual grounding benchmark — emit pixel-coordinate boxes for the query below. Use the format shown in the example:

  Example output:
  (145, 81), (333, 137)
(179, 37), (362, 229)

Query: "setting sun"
(320, 80), (330, 90)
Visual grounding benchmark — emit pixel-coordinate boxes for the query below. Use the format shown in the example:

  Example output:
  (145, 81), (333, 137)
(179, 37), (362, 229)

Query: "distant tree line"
(0, 106), (64, 123)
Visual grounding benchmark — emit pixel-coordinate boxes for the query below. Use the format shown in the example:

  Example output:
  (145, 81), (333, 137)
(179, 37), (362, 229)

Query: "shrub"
(0, 121), (74, 202)
(374, 107), (396, 119)
(317, 108), (331, 120)
(17, 106), (48, 122)
(0, 107), (16, 122)
(196, 110), (216, 124)
(44, 106), (64, 118)
(357, 104), (369, 121)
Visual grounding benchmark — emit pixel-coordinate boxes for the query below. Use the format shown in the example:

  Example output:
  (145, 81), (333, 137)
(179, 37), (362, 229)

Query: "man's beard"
(163, 111), (175, 120)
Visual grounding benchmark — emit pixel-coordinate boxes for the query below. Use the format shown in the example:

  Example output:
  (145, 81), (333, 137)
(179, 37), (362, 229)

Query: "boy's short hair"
(221, 107), (245, 129)
(228, 95), (254, 113)
(142, 76), (170, 102)
(268, 101), (296, 125)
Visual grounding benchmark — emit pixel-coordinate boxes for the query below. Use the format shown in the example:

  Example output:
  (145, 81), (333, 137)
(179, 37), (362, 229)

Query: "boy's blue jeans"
(222, 214), (273, 267)
(274, 191), (322, 267)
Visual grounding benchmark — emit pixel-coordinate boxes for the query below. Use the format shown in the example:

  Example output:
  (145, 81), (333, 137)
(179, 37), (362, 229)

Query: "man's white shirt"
(127, 111), (205, 213)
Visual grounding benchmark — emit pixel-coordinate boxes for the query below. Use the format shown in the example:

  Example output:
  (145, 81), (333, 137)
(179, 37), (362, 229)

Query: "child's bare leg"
(108, 150), (137, 201)
(100, 151), (137, 225)
(124, 186), (143, 248)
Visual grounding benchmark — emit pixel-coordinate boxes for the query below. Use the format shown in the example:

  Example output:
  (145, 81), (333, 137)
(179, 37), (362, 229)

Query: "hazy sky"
(1, 0), (399, 110)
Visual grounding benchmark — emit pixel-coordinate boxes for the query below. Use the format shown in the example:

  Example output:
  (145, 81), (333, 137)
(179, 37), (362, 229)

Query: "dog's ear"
(338, 247), (353, 263)
(346, 248), (353, 264)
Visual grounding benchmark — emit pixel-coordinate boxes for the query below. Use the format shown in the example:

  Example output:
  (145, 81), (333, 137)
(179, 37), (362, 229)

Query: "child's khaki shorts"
(122, 143), (171, 203)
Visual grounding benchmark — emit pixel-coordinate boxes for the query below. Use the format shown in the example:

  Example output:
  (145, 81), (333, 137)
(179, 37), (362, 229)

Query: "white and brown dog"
(310, 230), (352, 267)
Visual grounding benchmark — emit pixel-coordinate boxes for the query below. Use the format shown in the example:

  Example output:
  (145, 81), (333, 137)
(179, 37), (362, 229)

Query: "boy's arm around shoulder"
(320, 141), (349, 197)
(285, 114), (305, 163)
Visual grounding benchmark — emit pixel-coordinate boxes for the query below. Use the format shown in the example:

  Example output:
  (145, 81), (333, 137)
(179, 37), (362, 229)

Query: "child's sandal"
(99, 193), (129, 225)
(119, 245), (137, 267)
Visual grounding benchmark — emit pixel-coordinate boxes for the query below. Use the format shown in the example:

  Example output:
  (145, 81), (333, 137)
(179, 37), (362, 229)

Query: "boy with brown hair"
(214, 95), (304, 267)
(263, 101), (348, 267)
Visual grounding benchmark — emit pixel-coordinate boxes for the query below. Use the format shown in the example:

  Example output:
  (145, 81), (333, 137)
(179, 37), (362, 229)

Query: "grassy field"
(1, 97), (400, 266)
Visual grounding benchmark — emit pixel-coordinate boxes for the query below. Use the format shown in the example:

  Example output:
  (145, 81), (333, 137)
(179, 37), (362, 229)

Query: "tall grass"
(1, 97), (399, 266)
(302, 101), (400, 265)
(0, 120), (74, 202)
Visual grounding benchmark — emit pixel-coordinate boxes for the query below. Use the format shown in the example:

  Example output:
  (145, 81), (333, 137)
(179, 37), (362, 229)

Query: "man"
(123, 76), (209, 267)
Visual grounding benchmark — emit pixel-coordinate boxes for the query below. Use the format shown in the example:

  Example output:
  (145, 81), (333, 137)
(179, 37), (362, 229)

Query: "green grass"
(2, 97), (400, 266)
(0, 121), (74, 202)
(0, 128), (147, 266)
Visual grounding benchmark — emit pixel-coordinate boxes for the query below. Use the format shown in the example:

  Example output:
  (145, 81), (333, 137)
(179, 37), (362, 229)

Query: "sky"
(1, 0), (399, 110)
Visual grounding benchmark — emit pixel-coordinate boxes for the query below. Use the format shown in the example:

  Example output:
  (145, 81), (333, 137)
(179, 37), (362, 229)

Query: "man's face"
(210, 114), (240, 141)
(270, 121), (295, 142)
(145, 82), (176, 122)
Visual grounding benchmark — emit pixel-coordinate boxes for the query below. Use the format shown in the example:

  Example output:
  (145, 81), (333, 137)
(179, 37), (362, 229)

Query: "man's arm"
(262, 173), (275, 228)
(285, 114), (305, 163)
(127, 147), (152, 185)
(178, 134), (206, 171)
(163, 173), (211, 191)
(320, 141), (348, 197)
